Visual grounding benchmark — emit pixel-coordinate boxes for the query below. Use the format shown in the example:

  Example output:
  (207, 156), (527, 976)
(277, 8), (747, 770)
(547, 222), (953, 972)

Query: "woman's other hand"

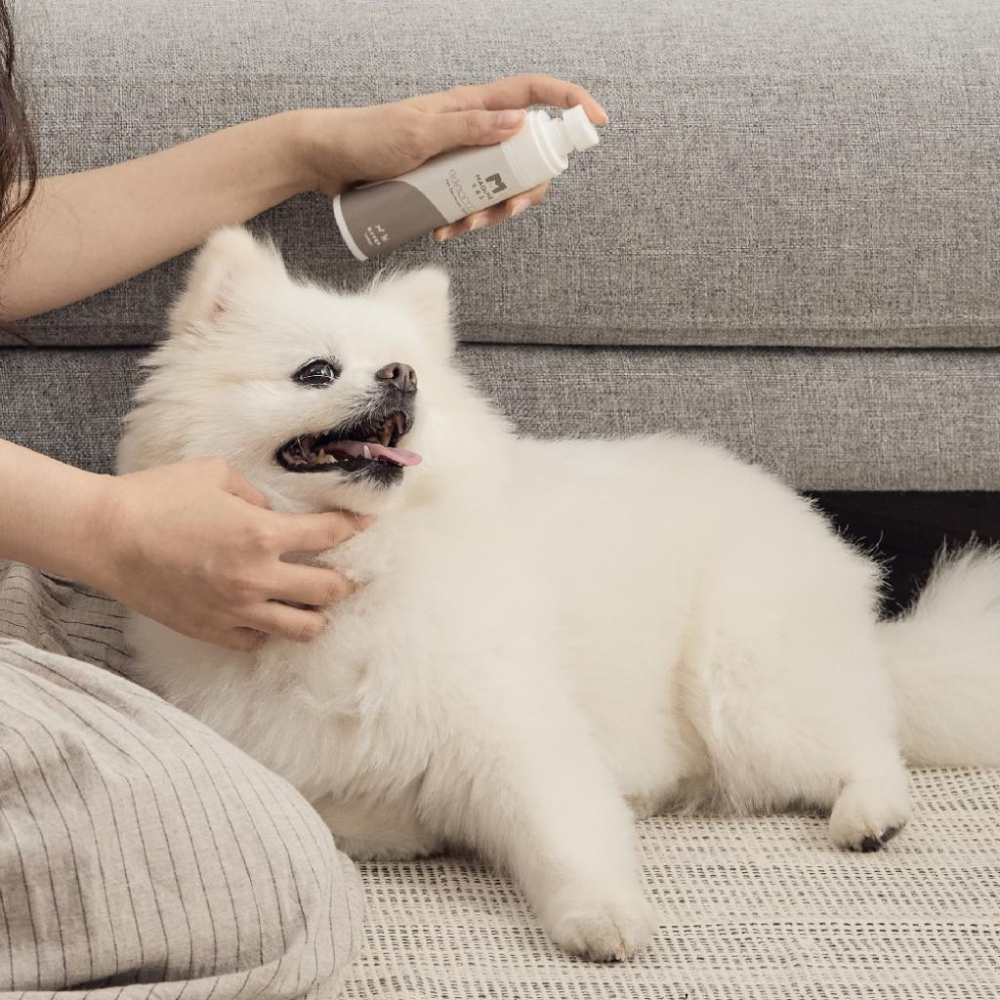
(91, 458), (368, 652)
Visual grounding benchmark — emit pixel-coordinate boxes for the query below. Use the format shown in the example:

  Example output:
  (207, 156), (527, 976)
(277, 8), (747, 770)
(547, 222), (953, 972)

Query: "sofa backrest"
(18, 0), (1000, 350)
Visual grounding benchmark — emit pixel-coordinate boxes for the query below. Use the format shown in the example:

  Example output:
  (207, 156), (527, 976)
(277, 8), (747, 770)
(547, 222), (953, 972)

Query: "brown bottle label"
(339, 180), (450, 258)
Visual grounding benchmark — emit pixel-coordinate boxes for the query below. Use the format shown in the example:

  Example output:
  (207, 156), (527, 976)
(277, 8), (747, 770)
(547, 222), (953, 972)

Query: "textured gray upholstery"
(4, 345), (1000, 492)
(18, 0), (1000, 350)
(5, 0), (1000, 489)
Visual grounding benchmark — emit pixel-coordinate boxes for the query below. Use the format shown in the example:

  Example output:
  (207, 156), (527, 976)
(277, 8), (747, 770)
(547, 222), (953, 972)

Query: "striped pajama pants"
(0, 562), (364, 999)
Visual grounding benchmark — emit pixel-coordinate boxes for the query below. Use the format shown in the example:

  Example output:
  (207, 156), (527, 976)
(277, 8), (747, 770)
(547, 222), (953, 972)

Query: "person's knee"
(0, 701), (363, 990)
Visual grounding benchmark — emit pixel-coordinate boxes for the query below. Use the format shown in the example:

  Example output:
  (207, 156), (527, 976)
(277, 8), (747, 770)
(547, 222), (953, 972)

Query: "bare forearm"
(0, 76), (607, 321)
(1, 110), (319, 320)
(0, 440), (110, 582)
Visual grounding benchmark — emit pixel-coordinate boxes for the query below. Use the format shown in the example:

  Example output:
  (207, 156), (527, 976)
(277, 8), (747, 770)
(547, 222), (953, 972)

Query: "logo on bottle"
(484, 173), (508, 195)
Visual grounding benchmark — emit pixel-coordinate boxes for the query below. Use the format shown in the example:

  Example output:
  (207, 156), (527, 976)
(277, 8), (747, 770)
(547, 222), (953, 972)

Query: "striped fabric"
(0, 561), (364, 998)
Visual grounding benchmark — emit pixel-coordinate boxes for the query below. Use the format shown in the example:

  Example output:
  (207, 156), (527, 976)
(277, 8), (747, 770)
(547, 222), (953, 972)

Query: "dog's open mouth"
(277, 409), (422, 480)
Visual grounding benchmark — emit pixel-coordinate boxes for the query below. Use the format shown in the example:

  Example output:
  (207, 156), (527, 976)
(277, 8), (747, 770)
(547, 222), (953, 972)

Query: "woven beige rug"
(343, 769), (999, 999)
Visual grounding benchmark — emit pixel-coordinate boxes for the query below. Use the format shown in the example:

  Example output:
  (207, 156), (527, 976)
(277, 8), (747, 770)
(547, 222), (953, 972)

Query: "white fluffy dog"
(119, 227), (1000, 961)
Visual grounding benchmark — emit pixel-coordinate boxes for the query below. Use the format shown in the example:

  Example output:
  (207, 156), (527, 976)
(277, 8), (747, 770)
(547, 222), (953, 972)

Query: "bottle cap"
(562, 104), (600, 151)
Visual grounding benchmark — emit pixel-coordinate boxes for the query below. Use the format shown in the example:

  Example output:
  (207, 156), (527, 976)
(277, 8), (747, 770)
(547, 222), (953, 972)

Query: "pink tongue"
(327, 440), (422, 466)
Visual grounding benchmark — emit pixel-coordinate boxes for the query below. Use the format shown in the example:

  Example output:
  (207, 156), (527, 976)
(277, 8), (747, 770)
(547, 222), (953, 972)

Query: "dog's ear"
(169, 227), (286, 334)
(372, 267), (454, 355)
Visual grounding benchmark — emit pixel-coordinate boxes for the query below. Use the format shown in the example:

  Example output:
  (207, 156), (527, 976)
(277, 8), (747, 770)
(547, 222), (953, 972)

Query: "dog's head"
(119, 227), (499, 514)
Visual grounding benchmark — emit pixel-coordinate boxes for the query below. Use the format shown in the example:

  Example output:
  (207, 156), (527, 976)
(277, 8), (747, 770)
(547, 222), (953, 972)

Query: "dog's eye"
(293, 360), (339, 387)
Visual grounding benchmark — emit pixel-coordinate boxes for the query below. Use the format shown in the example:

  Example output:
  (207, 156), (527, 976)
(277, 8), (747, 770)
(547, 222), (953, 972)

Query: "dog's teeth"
(317, 453), (337, 465)
(362, 445), (373, 460)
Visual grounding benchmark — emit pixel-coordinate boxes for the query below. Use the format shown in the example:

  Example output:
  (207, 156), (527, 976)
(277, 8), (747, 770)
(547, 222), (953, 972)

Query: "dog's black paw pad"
(856, 825), (902, 853)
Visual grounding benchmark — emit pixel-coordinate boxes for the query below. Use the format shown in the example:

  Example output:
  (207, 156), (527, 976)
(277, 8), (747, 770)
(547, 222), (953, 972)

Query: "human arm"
(0, 440), (365, 651)
(0, 73), (606, 320)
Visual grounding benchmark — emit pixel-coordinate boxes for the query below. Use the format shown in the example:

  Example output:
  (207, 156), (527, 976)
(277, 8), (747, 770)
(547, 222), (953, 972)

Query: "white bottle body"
(333, 106), (597, 260)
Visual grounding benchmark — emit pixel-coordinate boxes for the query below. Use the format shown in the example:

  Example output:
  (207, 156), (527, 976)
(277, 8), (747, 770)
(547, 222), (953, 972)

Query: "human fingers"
(244, 601), (329, 643)
(214, 627), (267, 653)
(268, 510), (372, 555)
(224, 470), (272, 510)
(270, 562), (356, 607)
(424, 74), (608, 123)
(413, 107), (528, 159)
(192, 456), (272, 510)
(433, 181), (550, 241)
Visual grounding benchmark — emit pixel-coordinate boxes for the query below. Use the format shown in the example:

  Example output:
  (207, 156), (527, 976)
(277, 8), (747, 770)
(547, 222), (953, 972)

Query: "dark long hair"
(0, 1), (37, 339)
(0, 1), (34, 244)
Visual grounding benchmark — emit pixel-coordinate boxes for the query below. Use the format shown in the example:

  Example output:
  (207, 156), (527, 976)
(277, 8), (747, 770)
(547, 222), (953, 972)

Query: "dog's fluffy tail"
(878, 545), (1000, 767)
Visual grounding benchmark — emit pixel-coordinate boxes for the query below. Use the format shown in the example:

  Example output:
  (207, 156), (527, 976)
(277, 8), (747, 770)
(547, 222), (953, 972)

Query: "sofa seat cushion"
(18, 0), (1000, 350)
(3, 344), (1000, 491)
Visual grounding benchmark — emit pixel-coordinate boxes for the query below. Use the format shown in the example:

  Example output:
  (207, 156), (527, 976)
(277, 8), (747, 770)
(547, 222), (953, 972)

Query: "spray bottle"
(332, 104), (599, 260)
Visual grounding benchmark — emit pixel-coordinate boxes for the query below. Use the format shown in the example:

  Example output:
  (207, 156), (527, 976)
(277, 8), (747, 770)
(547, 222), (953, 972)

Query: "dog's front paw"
(828, 777), (911, 853)
(544, 885), (657, 961)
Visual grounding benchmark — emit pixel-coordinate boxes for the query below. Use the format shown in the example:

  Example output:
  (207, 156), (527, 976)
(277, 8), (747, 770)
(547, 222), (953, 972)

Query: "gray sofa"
(9, 0), (1000, 490)
(4, 1), (1000, 997)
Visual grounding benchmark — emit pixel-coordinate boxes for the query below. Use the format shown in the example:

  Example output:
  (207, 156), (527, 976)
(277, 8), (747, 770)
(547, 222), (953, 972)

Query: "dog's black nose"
(375, 362), (418, 393)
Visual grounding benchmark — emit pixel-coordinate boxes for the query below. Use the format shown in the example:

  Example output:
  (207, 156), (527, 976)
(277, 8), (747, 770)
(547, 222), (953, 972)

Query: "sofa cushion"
(18, 0), (1000, 350)
(3, 345), (1000, 491)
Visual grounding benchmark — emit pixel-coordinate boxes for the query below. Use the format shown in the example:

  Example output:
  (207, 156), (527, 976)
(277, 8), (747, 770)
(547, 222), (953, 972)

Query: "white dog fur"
(118, 227), (1000, 961)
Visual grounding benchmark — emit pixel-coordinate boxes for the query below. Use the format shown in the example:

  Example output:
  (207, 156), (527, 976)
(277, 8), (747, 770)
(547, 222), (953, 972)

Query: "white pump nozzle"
(562, 104), (600, 151)
(546, 104), (601, 160)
